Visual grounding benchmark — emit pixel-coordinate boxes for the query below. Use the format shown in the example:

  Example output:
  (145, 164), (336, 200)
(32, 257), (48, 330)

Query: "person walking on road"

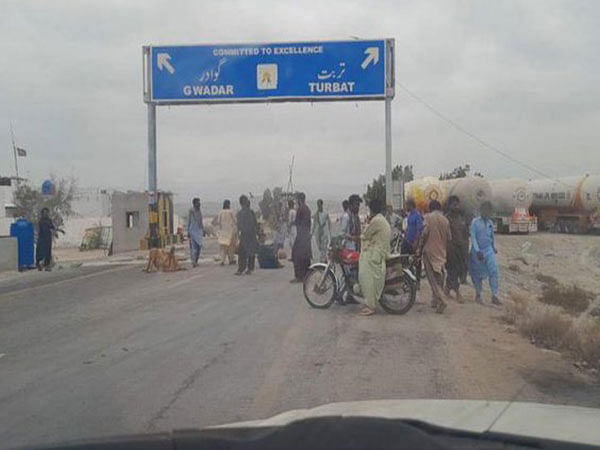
(357, 198), (391, 316)
(236, 195), (259, 275)
(215, 199), (237, 266)
(287, 199), (296, 261)
(469, 201), (501, 305)
(36, 207), (57, 271)
(291, 192), (312, 283)
(312, 199), (331, 263)
(419, 200), (452, 313)
(445, 195), (469, 303)
(187, 198), (204, 268)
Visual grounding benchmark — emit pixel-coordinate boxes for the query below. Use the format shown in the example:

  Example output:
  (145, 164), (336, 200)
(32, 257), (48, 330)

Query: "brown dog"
(144, 246), (182, 272)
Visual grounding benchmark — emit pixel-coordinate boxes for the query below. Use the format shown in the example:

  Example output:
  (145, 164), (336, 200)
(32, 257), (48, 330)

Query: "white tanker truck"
(528, 174), (600, 233)
(404, 176), (491, 218)
(488, 179), (537, 233)
(404, 177), (536, 233)
(402, 174), (600, 234)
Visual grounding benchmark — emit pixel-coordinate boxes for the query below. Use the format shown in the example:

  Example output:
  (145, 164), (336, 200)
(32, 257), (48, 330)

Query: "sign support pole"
(384, 38), (394, 208)
(385, 97), (392, 207)
(148, 103), (157, 196)
(147, 102), (159, 247)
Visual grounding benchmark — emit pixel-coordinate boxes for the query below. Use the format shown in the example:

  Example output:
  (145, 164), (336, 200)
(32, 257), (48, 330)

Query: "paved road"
(1, 258), (599, 448)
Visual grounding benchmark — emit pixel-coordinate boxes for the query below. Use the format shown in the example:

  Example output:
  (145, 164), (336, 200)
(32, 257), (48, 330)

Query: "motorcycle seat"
(386, 253), (410, 267)
(386, 253), (403, 263)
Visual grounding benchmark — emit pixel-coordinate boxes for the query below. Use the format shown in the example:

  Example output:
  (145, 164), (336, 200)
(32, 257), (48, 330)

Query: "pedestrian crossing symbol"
(257, 64), (278, 90)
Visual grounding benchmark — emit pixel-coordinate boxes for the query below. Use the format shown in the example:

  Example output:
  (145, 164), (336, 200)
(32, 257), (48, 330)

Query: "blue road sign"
(147, 40), (390, 104)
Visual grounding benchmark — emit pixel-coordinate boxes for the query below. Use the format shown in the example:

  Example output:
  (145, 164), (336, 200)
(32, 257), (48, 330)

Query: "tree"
(364, 174), (386, 206)
(13, 176), (77, 231)
(364, 164), (414, 205)
(438, 164), (483, 180)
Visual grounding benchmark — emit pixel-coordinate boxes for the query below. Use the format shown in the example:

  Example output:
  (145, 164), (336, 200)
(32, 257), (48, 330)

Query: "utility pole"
(384, 39), (395, 207)
(147, 103), (159, 248)
(385, 97), (392, 206)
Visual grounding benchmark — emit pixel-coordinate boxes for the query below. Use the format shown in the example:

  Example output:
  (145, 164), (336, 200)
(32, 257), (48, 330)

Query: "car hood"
(214, 399), (600, 446)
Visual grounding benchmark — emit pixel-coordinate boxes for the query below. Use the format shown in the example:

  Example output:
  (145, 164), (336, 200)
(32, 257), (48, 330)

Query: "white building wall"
(0, 184), (16, 236)
(111, 191), (149, 254)
(71, 188), (112, 217)
(55, 217), (112, 248)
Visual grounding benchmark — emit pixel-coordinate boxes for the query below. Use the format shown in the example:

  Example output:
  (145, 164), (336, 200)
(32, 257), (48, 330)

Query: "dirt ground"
(417, 232), (600, 405)
(496, 233), (600, 310)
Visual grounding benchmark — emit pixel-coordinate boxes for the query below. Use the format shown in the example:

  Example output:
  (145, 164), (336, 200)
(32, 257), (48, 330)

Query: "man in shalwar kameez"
(357, 198), (391, 316)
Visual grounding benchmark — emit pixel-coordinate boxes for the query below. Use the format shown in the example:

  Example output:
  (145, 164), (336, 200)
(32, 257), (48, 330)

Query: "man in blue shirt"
(401, 199), (423, 285)
(401, 199), (423, 253)
(468, 201), (500, 305)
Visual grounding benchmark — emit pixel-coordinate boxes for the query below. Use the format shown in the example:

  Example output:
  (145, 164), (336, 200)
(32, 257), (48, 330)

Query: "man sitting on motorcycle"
(357, 197), (391, 316)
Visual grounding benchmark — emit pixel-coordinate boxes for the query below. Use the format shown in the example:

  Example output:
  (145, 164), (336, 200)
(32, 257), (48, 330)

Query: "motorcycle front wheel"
(379, 276), (417, 315)
(303, 266), (337, 309)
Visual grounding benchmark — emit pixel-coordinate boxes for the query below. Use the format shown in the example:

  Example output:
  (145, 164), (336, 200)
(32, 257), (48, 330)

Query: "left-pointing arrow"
(157, 53), (175, 74)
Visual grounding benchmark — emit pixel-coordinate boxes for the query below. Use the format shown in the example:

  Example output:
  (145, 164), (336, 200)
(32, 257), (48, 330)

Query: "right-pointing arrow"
(361, 47), (379, 69)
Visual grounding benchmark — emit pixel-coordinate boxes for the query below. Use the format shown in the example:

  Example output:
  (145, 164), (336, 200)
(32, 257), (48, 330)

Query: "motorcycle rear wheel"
(303, 267), (337, 309)
(379, 276), (417, 315)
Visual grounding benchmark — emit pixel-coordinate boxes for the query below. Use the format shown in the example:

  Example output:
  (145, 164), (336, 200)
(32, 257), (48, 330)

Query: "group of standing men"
(403, 197), (500, 313)
(187, 195), (260, 275)
(287, 193), (336, 283)
(187, 191), (500, 314)
(286, 194), (366, 283)
(188, 192), (329, 281)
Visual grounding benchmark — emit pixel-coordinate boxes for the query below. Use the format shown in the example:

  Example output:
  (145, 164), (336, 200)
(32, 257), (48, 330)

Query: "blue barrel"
(10, 218), (35, 270)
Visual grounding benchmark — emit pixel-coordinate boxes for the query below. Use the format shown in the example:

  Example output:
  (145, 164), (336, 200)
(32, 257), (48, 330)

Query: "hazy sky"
(1, 0), (598, 201)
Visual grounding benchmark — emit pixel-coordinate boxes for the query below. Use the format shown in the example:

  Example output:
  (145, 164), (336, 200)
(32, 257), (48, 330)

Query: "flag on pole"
(16, 147), (27, 157)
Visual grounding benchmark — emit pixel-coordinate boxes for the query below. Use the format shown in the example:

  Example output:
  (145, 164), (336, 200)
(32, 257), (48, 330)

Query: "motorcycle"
(388, 213), (404, 254)
(390, 227), (404, 254)
(303, 236), (418, 314)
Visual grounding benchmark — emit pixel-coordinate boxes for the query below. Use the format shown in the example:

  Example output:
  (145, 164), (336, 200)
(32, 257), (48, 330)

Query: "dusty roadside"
(413, 232), (600, 406)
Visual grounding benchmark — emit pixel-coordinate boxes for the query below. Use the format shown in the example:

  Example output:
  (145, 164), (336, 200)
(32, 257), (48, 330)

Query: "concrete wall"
(55, 217), (112, 248)
(0, 184), (16, 220)
(0, 236), (18, 272)
(1, 216), (114, 248)
(0, 217), (12, 236)
(72, 188), (112, 218)
(111, 191), (149, 254)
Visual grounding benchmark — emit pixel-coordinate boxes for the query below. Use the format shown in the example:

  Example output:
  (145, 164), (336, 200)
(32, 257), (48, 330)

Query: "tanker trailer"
(529, 174), (600, 233)
(438, 177), (492, 219)
(488, 179), (536, 233)
(404, 177), (446, 212)
(405, 176), (491, 219)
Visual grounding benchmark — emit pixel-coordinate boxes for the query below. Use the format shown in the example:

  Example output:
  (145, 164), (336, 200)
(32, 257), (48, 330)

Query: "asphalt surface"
(1, 254), (599, 448)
